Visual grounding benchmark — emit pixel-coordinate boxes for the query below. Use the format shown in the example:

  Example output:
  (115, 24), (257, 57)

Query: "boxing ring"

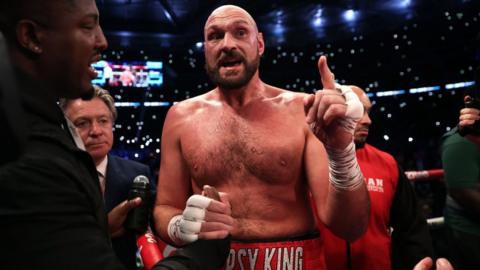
(404, 169), (445, 227)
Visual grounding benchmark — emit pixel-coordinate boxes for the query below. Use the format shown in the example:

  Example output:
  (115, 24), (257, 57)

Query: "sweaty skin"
(154, 5), (369, 243)
(159, 86), (321, 240)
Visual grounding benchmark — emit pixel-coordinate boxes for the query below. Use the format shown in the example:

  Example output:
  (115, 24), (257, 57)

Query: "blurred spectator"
(440, 87), (480, 270)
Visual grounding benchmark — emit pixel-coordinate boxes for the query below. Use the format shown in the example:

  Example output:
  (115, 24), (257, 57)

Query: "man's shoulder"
(168, 91), (218, 116)
(265, 85), (308, 106)
(268, 85), (306, 97)
(362, 144), (397, 164)
(441, 131), (476, 154)
(108, 154), (148, 170)
(442, 130), (465, 144)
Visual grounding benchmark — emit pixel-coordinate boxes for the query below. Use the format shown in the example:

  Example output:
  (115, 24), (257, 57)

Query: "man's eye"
(237, 29), (246, 36)
(75, 121), (87, 128)
(82, 24), (96, 30)
(208, 33), (223, 40)
(99, 118), (110, 125)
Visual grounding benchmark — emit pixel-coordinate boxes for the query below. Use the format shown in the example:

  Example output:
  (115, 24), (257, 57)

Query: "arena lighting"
(195, 42), (203, 49)
(143, 102), (171, 107)
(445, 81), (474, 89)
(313, 17), (323, 27)
(115, 102), (141, 107)
(116, 31), (134, 37)
(312, 9), (323, 27)
(409, 85), (441, 94)
(273, 22), (285, 35)
(271, 9), (286, 37)
(114, 102), (171, 108)
(376, 90), (406, 97)
(397, 0), (411, 8)
(343, 9), (358, 22)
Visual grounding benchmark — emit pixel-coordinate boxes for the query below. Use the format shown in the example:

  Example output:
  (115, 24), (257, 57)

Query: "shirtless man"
(154, 5), (370, 269)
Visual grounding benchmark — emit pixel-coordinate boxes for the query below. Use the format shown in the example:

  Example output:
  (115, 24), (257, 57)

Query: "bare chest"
(181, 107), (306, 188)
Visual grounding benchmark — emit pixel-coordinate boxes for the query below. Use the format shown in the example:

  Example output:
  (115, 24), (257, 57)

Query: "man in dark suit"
(61, 86), (156, 270)
(0, 1), (229, 269)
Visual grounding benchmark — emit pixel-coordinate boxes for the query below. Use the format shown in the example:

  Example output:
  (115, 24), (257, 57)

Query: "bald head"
(350, 85), (369, 103)
(203, 4), (264, 90)
(205, 5), (258, 33)
(349, 85), (372, 149)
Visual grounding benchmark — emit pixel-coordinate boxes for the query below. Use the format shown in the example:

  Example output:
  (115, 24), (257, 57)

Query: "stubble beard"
(354, 137), (367, 149)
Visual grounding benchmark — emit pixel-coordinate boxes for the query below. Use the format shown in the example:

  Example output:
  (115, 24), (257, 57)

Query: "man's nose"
(220, 33), (237, 51)
(89, 121), (103, 136)
(95, 26), (108, 52)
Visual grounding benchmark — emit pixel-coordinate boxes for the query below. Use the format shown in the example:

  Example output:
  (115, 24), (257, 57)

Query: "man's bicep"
(156, 108), (192, 209)
(154, 106), (192, 239)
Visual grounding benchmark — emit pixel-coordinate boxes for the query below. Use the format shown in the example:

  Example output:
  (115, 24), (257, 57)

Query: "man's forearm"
(153, 205), (183, 245)
(324, 182), (370, 241)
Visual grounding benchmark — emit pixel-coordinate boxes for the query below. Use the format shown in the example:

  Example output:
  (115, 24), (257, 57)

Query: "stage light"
(343, 9), (358, 22)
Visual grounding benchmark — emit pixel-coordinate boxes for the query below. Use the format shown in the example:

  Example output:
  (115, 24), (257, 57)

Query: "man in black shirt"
(0, 1), (229, 269)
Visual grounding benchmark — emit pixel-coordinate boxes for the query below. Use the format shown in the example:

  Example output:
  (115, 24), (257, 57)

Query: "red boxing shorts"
(222, 233), (325, 270)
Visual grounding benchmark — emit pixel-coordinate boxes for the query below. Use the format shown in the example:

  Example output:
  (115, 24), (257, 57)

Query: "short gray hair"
(59, 85), (117, 121)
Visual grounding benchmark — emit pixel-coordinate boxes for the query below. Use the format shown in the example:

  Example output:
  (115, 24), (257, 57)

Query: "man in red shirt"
(319, 86), (434, 270)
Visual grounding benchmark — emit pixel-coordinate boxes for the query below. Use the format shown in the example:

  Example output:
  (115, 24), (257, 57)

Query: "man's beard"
(354, 137), (366, 149)
(205, 50), (260, 90)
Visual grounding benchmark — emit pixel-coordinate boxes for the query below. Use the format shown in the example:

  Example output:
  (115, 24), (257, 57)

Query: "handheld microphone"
(125, 175), (152, 234)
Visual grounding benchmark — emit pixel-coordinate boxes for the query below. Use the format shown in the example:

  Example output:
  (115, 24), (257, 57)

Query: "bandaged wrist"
(167, 215), (192, 246)
(325, 142), (364, 191)
(167, 195), (212, 246)
(335, 83), (363, 133)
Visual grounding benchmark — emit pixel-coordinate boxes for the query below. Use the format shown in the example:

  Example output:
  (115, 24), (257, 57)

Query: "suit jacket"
(0, 70), (124, 269)
(104, 154), (155, 270)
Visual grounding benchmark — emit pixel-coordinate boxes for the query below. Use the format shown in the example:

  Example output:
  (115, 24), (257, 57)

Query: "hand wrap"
(335, 83), (363, 133)
(326, 141), (364, 191)
(325, 84), (364, 191)
(167, 195), (212, 246)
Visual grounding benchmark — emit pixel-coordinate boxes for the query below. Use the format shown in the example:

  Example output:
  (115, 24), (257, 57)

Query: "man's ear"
(15, 19), (44, 54)
(257, 32), (265, 56)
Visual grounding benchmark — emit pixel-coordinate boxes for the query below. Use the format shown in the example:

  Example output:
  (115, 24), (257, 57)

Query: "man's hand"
(459, 107), (480, 145)
(413, 257), (453, 270)
(459, 107), (480, 128)
(167, 187), (233, 246)
(199, 191), (233, 239)
(304, 55), (363, 150)
(108, 197), (142, 238)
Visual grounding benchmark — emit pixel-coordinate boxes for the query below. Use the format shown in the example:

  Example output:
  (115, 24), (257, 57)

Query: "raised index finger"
(318, 55), (336, 90)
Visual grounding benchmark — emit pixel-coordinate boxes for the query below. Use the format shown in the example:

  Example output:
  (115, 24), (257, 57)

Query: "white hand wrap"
(326, 142), (364, 191)
(167, 195), (212, 246)
(335, 83), (363, 133)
